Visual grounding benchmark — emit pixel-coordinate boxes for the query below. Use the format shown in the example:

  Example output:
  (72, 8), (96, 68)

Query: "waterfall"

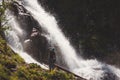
(3, 0), (120, 79)
(22, 0), (120, 80)
(5, 11), (48, 70)
(23, 0), (82, 70)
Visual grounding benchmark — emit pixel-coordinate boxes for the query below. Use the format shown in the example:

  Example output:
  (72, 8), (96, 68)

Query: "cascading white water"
(5, 11), (48, 70)
(23, 0), (82, 70)
(22, 0), (120, 80)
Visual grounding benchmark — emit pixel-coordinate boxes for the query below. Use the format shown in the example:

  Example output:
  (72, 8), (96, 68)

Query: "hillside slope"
(0, 35), (75, 80)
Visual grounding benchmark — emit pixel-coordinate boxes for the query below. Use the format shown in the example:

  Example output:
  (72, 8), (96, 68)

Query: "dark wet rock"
(9, 2), (49, 64)
(23, 28), (49, 64)
(10, 1), (42, 41)
(5, 63), (16, 72)
(102, 72), (119, 80)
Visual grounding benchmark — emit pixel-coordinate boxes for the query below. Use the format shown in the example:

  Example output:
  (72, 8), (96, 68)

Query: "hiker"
(48, 48), (56, 71)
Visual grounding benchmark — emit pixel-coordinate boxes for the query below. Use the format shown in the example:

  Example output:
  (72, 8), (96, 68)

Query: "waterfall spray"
(5, 11), (48, 69)
(23, 0), (83, 70)
(22, 0), (120, 79)
(3, 0), (120, 79)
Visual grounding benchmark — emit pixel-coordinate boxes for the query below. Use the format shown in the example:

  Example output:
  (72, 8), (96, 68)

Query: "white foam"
(5, 13), (48, 70)
(5, 0), (120, 79)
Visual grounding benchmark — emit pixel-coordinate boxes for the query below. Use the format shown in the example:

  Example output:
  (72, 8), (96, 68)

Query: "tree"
(0, 0), (11, 37)
(0, 0), (9, 53)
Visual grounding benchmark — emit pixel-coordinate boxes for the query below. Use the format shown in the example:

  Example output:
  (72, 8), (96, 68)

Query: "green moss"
(0, 35), (75, 80)
(0, 64), (10, 80)
(0, 1), (75, 80)
(44, 69), (74, 80)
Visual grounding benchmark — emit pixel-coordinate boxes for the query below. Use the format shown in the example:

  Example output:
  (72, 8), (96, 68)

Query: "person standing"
(48, 48), (56, 71)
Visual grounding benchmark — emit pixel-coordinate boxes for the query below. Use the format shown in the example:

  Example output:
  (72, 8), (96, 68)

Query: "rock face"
(39, 0), (120, 68)
(9, 1), (68, 67)
(8, 2), (120, 80)
(10, 2), (42, 40)
(24, 28), (49, 63)
(9, 1), (49, 64)
(102, 72), (119, 80)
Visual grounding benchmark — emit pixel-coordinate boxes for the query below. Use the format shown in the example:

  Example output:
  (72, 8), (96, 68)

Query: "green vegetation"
(0, 34), (75, 80)
(0, 1), (75, 80)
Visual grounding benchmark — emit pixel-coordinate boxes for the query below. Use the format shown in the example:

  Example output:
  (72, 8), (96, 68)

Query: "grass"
(0, 35), (75, 80)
